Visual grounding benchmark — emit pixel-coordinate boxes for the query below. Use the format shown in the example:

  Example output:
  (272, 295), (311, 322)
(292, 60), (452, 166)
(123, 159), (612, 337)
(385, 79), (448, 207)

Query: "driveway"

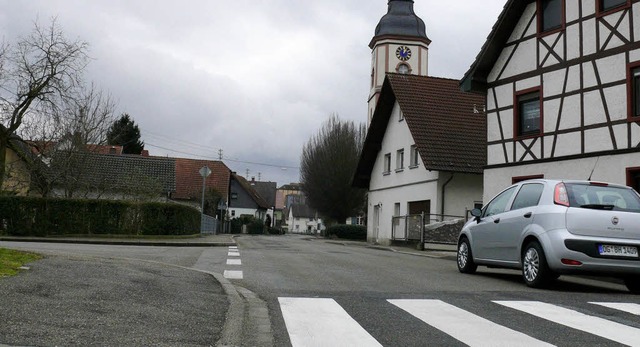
(0, 254), (228, 346)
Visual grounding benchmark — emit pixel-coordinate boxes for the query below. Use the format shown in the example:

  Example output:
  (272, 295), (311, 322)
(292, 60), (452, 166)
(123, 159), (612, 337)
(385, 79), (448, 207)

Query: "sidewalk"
(0, 233), (236, 247)
(322, 238), (458, 260)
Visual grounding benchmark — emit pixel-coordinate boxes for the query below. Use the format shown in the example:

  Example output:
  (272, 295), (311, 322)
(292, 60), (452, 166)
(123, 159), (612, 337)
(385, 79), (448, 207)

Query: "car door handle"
(494, 218), (500, 224)
(524, 212), (532, 218)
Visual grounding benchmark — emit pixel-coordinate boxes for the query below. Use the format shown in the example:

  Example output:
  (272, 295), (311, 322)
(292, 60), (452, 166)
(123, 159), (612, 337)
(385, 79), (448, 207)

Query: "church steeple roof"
(370, 0), (430, 48)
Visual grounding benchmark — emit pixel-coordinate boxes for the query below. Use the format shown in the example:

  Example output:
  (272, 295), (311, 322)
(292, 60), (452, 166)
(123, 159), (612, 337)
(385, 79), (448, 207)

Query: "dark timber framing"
(462, 0), (640, 170)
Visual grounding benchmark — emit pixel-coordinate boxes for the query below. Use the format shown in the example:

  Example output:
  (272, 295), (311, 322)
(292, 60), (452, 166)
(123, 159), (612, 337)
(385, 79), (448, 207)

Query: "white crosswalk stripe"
(495, 300), (640, 347)
(279, 297), (382, 347)
(278, 298), (640, 347)
(389, 299), (553, 347)
(590, 302), (640, 316)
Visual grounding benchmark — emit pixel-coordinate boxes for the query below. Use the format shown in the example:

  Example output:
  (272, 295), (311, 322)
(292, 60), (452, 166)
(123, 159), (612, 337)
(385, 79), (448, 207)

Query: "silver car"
(457, 179), (640, 293)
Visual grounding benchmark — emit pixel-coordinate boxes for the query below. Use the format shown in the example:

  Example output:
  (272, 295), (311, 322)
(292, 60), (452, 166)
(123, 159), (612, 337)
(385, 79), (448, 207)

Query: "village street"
(1, 234), (639, 346)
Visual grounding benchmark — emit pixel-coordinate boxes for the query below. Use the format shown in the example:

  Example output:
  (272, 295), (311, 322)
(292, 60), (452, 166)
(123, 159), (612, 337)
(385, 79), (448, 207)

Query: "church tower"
(368, 0), (430, 125)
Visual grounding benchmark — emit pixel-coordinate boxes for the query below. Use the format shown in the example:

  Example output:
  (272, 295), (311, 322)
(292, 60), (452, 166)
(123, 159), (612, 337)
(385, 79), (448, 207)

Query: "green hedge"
(0, 196), (200, 236)
(325, 224), (367, 240)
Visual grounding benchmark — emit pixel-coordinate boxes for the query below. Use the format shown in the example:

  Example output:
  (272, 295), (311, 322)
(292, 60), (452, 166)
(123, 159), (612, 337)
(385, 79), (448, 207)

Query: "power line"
(145, 142), (299, 170)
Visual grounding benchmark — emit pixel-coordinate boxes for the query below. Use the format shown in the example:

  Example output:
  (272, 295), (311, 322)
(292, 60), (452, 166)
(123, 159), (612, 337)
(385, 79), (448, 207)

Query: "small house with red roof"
(171, 158), (231, 210)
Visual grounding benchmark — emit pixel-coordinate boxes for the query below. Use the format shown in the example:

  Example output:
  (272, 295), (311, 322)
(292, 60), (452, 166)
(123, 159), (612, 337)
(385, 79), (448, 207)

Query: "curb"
(211, 273), (274, 347)
(0, 237), (235, 247)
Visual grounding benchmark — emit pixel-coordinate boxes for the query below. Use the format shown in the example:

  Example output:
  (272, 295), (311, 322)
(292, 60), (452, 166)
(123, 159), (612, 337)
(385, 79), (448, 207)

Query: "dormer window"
(539, 0), (564, 33)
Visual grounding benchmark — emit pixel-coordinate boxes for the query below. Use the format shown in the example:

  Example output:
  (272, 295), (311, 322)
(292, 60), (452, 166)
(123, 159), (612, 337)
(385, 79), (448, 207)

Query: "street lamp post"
(199, 166), (212, 233)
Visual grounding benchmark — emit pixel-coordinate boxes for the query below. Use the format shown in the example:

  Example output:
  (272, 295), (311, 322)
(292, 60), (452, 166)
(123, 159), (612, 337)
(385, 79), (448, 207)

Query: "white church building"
(354, 0), (486, 245)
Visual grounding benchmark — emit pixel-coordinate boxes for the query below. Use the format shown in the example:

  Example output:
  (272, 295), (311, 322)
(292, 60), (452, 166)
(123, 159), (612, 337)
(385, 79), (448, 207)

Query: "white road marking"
(226, 259), (242, 265)
(279, 297), (382, 347)
(389, 299), (553, 347)
(228, 251), (240, 257)
(495, 301), (640, 346)
(228, 246), (238, 250)
(590, 302), (640, 316)
(223, 270), (243, 279)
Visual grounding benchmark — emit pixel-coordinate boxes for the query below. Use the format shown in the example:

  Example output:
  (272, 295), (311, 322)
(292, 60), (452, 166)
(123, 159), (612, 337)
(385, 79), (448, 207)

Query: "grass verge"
(0, 248), (42, 277)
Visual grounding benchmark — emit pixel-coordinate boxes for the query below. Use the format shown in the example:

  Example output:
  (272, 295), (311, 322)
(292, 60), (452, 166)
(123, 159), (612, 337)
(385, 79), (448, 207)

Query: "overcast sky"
(1, 0), (506, 186)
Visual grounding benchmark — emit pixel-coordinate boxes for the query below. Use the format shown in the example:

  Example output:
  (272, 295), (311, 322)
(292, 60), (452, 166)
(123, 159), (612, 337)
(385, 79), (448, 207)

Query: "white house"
(286, 204), (323, 234)
(461, 0), (640, 200)
(353, 74), (486, 245)
(353, 0), (486, 246)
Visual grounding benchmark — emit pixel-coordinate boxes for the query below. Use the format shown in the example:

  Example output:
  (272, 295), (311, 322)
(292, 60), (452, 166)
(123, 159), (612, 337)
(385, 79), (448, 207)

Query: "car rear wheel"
(457, 237), (477, 274)
(522, 241), (554, 288)
(624, 277), (640, 294)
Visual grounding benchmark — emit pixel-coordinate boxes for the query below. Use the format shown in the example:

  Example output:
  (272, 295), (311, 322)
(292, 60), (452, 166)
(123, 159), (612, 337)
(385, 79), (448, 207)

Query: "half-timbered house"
(462, 0), (640, 200)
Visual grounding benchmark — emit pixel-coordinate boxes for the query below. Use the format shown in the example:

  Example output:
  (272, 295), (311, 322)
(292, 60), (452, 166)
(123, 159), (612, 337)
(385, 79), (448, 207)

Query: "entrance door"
(409, 200), (430, 221)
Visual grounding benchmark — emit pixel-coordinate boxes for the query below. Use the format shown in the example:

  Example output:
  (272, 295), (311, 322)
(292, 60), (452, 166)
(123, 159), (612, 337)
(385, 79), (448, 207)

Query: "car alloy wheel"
(523, 247), (540, 282)
(522, 241), (554, 288)
(457, 238), (477, 274)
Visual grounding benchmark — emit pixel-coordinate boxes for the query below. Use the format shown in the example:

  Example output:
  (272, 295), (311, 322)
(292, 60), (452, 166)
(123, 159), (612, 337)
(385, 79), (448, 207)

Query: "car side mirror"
(471, 208), (482, 223)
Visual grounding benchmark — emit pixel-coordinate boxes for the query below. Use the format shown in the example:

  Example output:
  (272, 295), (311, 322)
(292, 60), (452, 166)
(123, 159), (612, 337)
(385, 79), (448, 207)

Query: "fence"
(200, 214), (221, 234)
(391, 212), (468, 245)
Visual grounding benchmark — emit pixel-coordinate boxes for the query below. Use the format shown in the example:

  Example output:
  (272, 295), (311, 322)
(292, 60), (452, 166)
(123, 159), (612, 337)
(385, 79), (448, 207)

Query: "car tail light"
(554, 183), (570, 207)
(589, 181), (609, 187)
(561, 258), (583, 266)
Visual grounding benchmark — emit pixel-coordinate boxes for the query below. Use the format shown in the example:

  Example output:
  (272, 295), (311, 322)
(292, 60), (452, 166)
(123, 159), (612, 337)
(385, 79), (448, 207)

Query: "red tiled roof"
(173, 158), (231, 201)
(389, 74), (486, 173)
(354, 74), (486, 187)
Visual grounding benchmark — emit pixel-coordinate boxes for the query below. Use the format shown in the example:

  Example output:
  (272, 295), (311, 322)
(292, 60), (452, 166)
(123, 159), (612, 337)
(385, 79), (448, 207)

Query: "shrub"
(0, 196), (200, 236)
(325, 224), (367, 240)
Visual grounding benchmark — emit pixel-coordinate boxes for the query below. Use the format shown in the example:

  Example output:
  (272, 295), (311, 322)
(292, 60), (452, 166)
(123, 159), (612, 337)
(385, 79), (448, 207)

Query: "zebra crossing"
(278, 297), (640, 347)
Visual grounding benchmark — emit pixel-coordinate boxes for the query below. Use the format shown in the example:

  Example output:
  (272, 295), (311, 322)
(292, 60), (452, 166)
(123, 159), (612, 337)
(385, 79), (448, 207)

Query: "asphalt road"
(0, 246), (229, 347)
(233, 234), (640, 347)
(3, 235), (640, 346)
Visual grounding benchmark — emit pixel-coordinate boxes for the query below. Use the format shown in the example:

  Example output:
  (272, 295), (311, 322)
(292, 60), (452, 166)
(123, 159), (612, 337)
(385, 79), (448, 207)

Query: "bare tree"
(0, 19), (89, 190)
(21, 84), (116, 197)
(300, 114), (367, 225)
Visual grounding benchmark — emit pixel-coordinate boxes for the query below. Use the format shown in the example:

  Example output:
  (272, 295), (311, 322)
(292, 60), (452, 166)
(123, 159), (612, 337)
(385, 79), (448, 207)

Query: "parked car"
(457, 179), (640, 293)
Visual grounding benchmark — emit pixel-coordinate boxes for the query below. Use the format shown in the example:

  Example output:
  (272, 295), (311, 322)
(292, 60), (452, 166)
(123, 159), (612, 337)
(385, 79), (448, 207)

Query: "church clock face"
(396, 46), (412, 61)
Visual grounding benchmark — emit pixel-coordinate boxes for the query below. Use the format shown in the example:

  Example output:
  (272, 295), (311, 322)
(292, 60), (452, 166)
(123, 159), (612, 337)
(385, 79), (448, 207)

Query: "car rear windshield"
(566, 183), (640, 212)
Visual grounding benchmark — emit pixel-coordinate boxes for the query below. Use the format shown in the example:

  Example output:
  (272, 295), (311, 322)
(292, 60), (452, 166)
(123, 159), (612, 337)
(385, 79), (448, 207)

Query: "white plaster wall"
(367, 179), (439, 245)
(502, 39), (537, 79)
(439, 173), (484, 216)
(369, 102), (437, 190)
(508, 4), (536, 43)
(582, 18), (597, 55)
(596, 53), (626, 84)
(483, 152), (640, 201)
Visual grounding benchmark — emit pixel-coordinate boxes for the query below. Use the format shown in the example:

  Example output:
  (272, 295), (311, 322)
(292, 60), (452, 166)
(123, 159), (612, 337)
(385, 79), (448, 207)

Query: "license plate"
(598, 244), (639, 258)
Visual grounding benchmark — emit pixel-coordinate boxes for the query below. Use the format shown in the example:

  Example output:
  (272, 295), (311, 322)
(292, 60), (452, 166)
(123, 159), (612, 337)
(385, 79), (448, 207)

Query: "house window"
(515, 89), (542, 137)
(627, 167), (640, 193)
(539, 0), (564, 33)
(598, 0), (628, 13)
(628, 65), (640, 120)
(383, 153), (391, 175)
(394, 203), (401, 216)
(396, 149), (404, 171)
(231, 192), (238, 199)
(410, 145), (419, 168)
